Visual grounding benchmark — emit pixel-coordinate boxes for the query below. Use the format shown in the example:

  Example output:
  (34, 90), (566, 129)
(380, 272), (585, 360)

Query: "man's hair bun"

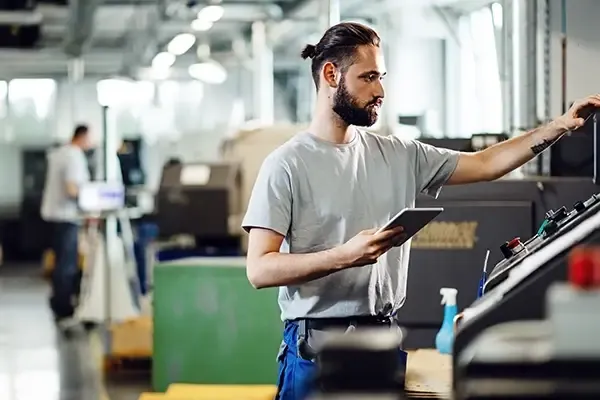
(301, 44), (317, 59)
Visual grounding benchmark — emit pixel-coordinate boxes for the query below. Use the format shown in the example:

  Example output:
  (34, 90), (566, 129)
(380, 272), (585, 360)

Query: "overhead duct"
(268, 0), (368, 48)
(63, 0), (101, 58)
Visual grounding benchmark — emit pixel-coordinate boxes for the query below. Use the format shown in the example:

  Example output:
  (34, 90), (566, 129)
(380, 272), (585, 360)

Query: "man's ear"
(322, 62), (339, 88)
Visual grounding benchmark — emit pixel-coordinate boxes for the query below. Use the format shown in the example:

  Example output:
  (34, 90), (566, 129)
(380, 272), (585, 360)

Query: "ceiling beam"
(0, 47), (302, 79)
(102, 0), (282, 4)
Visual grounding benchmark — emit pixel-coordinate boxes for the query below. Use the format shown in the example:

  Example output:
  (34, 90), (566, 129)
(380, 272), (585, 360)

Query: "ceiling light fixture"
(191, 19), (213, 31)
(152, 52), (176, 69)
(188, 61), (227, 85)
(167, 33), (196, 56)
(197, 5), (224, 22)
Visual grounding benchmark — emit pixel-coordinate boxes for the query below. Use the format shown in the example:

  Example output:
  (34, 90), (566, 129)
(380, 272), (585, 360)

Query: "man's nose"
(375, 80), (385, 99)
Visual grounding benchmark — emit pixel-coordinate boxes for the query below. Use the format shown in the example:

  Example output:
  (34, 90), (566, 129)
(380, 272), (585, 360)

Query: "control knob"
(573, 201), (585, 213)
(546, 206), (568, 222)
(500, 237), (524, 259)
(543, 220), (559, 236)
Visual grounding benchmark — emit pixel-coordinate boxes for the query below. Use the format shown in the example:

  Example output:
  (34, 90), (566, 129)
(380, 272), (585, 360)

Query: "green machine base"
(152, 257), (282, 392)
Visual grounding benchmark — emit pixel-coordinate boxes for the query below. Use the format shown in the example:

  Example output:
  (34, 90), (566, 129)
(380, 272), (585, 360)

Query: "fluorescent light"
(197, 5), (224, 22)
(152, 52), (176, 69)
(491, 2), (503, 28)
(167, 33), (196, 56)
(188, 62), (227, 85)
(191, 19), (213, 31)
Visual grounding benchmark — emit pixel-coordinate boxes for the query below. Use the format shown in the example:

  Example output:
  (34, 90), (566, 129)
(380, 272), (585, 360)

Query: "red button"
(569, 248), (594, 288)
(507, 238), (521, 249)
(591, 249), (600, 287)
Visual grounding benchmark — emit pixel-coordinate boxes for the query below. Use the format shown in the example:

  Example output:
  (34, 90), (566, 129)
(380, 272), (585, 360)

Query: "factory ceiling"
(0, 0), (495, 78)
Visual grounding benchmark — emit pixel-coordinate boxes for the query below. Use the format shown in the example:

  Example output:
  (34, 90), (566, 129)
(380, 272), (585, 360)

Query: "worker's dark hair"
(301, 22), (381, 90)
(72, 124), (89, 140)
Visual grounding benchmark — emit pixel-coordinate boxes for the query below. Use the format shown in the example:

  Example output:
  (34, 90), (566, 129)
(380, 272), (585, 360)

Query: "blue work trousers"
(277, 321), (317, 400)
(49, 222), (80, 320)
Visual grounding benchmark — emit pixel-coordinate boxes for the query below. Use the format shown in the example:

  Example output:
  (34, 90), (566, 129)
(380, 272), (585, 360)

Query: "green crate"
(152, 257), (282, 392)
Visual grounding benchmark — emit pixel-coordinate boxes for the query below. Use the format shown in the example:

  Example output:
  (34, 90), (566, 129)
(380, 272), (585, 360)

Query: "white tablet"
(376, 207), (444, 244)
(78, 182), (125, 213)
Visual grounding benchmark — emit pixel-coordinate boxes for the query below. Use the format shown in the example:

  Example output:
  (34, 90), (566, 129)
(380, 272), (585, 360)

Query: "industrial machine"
(453, 112), (600, 378)
(453, 194), (600, 390)
(454, 246), (600, 399)
(118, 138), (146, 189)
(155, 161), (242, 254)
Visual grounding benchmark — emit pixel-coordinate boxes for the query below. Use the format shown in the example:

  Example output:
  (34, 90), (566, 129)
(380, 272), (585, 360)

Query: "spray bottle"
(435, 287), (458, 354)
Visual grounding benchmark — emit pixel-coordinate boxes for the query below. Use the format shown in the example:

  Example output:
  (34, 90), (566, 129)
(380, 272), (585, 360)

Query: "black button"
(500, 242), (513, 259)
(553, 206), (568, 221)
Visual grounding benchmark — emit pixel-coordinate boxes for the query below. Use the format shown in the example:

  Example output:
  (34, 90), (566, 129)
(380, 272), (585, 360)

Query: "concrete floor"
(0, 264), (150, 400)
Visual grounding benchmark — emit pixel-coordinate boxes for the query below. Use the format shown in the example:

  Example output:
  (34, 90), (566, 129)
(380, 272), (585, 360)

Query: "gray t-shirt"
(41, 144), (90, 223)
(242, 130), (459, 321)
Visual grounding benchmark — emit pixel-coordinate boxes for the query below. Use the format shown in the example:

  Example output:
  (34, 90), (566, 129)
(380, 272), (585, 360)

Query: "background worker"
(41, 124), (93, 334)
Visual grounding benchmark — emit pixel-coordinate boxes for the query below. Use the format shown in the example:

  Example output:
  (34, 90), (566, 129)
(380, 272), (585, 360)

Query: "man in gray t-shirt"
(242, 22), (600, 400)
(41, 124), (92, 333)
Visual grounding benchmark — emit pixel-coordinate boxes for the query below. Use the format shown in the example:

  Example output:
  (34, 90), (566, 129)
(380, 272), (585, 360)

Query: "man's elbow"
(246, 259), (268, 289)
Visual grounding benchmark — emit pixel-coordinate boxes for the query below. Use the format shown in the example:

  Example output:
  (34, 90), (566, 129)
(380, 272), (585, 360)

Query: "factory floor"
(0, 263), (150, 400)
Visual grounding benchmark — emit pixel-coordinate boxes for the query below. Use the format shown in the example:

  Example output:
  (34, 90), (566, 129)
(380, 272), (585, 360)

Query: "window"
(456, 6), (503, 135)
(97, 79), (156, 138)
(0, 80), (7, 119)
(97, 79), (155, 109)
(156, 80), (205, 134)
(8, 79), (57, 141)
(8, 79), (56, 119)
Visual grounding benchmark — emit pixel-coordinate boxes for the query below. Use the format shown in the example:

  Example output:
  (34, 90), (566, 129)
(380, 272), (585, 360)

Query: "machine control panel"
(484, 193), (600, 294)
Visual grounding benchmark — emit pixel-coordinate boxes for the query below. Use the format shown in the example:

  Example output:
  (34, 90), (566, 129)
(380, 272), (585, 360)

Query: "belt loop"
(297, 320), (317, 361)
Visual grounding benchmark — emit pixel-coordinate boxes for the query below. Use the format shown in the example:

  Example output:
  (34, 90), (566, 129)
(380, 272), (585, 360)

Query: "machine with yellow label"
(396, 177), (599, 349)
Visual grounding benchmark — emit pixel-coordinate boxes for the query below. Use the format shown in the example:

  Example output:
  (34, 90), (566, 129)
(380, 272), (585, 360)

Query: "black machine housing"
(455, 319), (600, 400)
(452, 192), (600, 390)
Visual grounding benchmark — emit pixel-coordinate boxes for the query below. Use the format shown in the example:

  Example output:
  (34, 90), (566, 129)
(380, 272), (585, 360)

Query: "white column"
(319, 0), (340, 31)
(67, 57), (85, 125)
(510, 0), (538, 130)
(251, 21), (274, 125)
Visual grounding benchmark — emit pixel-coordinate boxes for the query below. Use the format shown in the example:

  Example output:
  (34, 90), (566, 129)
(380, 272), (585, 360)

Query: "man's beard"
(332, 77), (380, 127)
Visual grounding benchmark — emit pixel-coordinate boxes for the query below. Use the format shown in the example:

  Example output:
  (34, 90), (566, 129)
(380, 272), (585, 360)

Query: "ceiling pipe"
(62, 0), (102, 58)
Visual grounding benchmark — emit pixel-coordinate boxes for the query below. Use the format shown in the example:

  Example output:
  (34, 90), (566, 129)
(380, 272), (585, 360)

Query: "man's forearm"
(247, 247), (351, 289)
(479, 121), (567, 180)
(65, 181), (79, 199)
